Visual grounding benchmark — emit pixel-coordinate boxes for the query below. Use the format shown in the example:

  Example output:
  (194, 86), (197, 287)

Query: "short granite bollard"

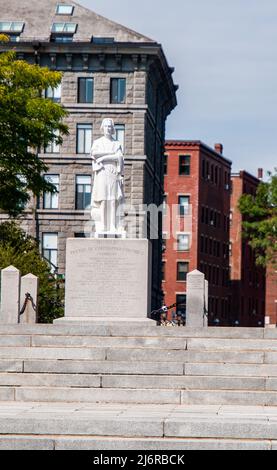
(0, 266), (21, 324)
(20, 274), (39, 324)
(186, 270), (207, 328)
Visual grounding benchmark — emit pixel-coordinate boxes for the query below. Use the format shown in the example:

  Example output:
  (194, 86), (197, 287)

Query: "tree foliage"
(0, 50), (68, 216)
(239, 170), (277, 267)
(0, 222), (64, 323)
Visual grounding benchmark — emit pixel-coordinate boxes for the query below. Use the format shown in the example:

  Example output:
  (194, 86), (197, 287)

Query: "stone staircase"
(1, 322), (277, 449)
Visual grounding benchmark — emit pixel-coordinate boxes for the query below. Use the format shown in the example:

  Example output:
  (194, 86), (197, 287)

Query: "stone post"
(20, 274), (39, 324)
(186, 270), (207, 328)
(0, 266), (21, 324)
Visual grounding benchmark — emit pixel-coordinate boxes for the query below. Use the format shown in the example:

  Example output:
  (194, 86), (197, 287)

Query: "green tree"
(239, 170), (277, 267)
(0, 222), (64, 323)
(0, 50), (68, 216)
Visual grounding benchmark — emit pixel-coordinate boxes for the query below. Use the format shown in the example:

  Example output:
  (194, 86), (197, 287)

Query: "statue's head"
(101, 118), (115, 137)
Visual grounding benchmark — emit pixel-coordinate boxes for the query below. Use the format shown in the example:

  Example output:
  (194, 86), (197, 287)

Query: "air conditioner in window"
(225, 184), (229, 190)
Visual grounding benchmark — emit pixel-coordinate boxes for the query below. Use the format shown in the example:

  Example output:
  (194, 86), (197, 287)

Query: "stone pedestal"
(20, 274), (39, 324)
(0, 266), (20, 324)
(58, 238), (152, 322)
(186, 270), (207, 328)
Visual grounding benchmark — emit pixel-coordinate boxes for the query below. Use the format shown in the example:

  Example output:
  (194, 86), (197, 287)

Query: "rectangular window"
(0, 21), (24, 32)
(177, 262), (189, 281)
(45, 130), (60, 153)
(8, 34), (20, 42)
(200, 235), (204, 253)
(177, 234), (190, 251)
(51, 35), (73, 43)
(164, 155), (168, 175)
(202, 159), (206, 178)
(42, 233), (58, 272)
(179, 155), (190, 176)
(52, 23), (77, 33)
(76, 175), (92, 210)
(178, 195), (190, 216)
(74, 233), (90, 238)
(176, 294), (186, 317)
(78, 78), (94, 103)
(215, 166), (218, 185)
(211, 164), (214, 183)
(114, 124), (125, 151)
(56, 4), (74, 15)
(43, 175), (59, 209)
(93, 37), (114, 44)
(77, 124), (92, 154)
(110, 78), (126, 104)
(45, 84), (62, 102)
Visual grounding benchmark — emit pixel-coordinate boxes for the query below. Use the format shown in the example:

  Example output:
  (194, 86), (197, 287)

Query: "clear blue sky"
(79, 0), (277, 176)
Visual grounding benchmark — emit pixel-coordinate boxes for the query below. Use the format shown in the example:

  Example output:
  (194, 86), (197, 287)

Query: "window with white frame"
(45, 84), (62, 102)
(51, 23), (77, 33)
(114, 124), (125, 151)
(77, 124), (92, 154)
(43, 175), (59, 209)
(177, 261), (189, 281)
(56, 4), (74, 15)
(110, 78), (126, 104)
(177, 234), (190, 251)
(45, 130), (60, 153)
(178, 195), (190, 216)
(0, 21), (24, 32)
(78, 78), (94, 103)
(42, 233), (58, 272)
(75, 175), (91, 210)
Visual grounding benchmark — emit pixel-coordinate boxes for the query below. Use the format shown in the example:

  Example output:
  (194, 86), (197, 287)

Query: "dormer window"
(0, 21), (24, 32)
(51, 23), (77, 33)
(56, 4), (74, 15)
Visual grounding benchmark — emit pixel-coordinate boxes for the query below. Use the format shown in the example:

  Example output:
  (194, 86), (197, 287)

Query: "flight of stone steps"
(1, 321), (277, 449)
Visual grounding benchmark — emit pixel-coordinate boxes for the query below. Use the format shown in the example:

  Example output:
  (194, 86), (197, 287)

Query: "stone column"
(20, 274), (39, 324)
(186, 270), (206, 328)
(0, 266), (21, 324)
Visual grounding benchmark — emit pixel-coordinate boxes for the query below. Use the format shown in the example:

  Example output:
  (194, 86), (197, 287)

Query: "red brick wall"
(230, 172), (266, 327)
(266, 265), (277, 326)
(163, 141), (231, 325)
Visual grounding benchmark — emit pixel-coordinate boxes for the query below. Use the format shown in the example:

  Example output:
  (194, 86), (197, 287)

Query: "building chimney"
(214, 143), (223, 155)
(258, 168), (263, 180)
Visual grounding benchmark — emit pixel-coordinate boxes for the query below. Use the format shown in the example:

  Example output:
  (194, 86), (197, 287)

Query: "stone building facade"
(0, 0), (177, 310)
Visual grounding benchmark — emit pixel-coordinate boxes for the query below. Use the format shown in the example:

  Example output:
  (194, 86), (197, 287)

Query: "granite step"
(0, 346), (273, 364)
(0, 435), (272, 451)
(1, 403), (277, 442)
(1, 386), (277, 405)
(22, 359), (184, 375)
(2, 373), (277, 393)
(0, 324), (274, 339)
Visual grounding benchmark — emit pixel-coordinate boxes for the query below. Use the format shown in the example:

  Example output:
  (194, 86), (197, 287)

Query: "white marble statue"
(91, 118), (125, 235)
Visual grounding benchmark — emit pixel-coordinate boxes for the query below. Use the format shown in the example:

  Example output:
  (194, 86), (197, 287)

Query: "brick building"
(230, 171), (266, 327)
(266, 265), (277, 327)
(163, 141), (232, 325)
(0, 0), (177, 310)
